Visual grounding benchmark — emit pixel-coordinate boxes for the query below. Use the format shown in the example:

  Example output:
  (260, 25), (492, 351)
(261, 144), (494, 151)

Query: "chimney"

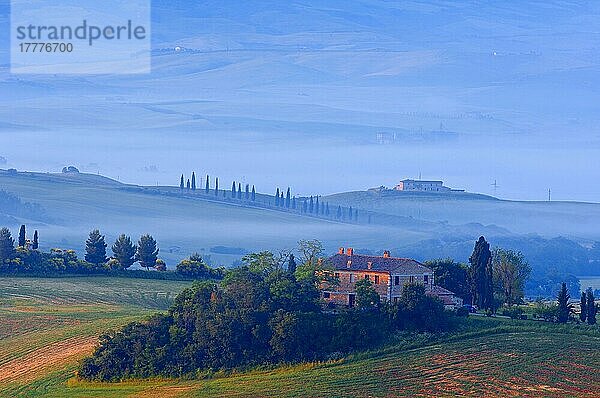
(383, 250), (390, 258)
(338, 247), (345, 255)
(367, 261), (372, 270)
(346, 247), (354, 256)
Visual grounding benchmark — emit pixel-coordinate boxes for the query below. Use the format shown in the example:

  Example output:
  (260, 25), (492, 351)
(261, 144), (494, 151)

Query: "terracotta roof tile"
(330, 253), (432, 274)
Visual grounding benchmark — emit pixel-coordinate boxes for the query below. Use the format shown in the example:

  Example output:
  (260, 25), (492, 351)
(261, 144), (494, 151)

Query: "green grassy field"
(1, 277), (599, 397)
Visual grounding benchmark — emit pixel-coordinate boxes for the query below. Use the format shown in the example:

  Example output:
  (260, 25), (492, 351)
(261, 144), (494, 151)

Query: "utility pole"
(491, 179), (499, 196)
(548, 188), (551, 202)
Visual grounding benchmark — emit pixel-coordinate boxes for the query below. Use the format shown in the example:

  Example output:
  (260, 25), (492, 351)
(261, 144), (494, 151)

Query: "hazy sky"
(1, 1), (599, 202)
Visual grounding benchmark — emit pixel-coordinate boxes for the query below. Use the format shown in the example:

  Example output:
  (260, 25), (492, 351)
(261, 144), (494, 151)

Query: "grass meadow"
(0, 276), (599, 397)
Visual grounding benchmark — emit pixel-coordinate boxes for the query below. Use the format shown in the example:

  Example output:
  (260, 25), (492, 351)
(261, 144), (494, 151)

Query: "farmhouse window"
(374, 275), (380, 284)
(350, 274), (355, 283)
(394, 276), (400, 285)
(334, 272), (340, 279)
(424, 275), (429, 283)
(409, 276), (415, 283)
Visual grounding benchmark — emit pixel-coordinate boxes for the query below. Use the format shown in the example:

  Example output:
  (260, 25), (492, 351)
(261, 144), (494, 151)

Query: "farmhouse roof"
(330, 253), (431, 274)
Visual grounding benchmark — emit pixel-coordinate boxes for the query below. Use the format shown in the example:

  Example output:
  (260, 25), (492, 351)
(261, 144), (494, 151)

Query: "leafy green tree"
(111, 234), (137, 269)
(176, 253), (212, 278)
(154, 259), (167, 271)
(425, 259), (471, 302)
(580, 292), (587, 322)
(0, 227), (15, 263)
(205, 175), (210, 193)
(355, 278), (380, 309)
(180, 174), (184, 190)
(469, 236), (493, 311)
(85, 230), (107, 265)
(586, 288), (597, 325)
(191, 172), (196, 190)
(136, 234), (159, 270)
(556, 282), (571, 323)
(492, 248), (531, 306)
(32, 230), (39, 250)
(18, 225), (26, 247)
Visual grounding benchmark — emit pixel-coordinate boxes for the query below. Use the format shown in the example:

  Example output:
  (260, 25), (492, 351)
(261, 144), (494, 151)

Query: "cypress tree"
(238, 183), (242, 199)
(245, 184), (250, 200)
(136, 234), (159, 271)
(349, 206), (353, 221)
(0, 227), (15, 262)
(587, 288), (597, 325)
(580, 292), (587, 323)
(315, 196), (319, 213)
(556, 282), (571, 323)
(186, 179), (191, 190)
(18, 224), (26, 247)
(191, 172), (196, 190)
(309, 196), (314, 213)
(275, 188), (280, 206)
(205, 175), (210, 193)
(280, 192), (284, 206)
(223, 189), (227, 198)
(112, 234), (137, 269)
(336, 205), (342, 219)
(355, 209), (359, 221)
(180, 174), (185, 190)
(302, 201), (307, 213)
(232, 181), (236, 197)
(32, 230), (39, 250)
(215, 177), (219, 196)
(286, 188), (291, 208)
(469, 236), (493, 311)
(287, 253), (297, 274)
(85, 229), (108, 265)
(326, 202), (330, 216)
(251, 185), (256, 201)
(321, 202), (325, 215)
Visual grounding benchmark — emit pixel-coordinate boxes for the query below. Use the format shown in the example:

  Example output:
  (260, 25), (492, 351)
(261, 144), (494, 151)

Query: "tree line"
(0, 225), (221, 280)
(79, 240), (452, 381)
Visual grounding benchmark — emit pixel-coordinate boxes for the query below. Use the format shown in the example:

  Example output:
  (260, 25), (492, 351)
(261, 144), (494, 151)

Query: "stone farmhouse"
(321, 247), (462, 310)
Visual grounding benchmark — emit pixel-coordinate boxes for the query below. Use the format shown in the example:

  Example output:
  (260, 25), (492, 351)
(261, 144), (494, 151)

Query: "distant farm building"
(395, 179), (463, 193)
(321, 248), (462, 310)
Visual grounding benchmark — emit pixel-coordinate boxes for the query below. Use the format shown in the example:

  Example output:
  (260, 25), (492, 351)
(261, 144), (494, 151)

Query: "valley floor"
(0, 277), (599, 397)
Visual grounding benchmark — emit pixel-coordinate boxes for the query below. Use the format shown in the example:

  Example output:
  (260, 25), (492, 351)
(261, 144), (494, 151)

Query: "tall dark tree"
(18, 224), (26, 247)
(309, 196), (314, 213)
(336, 205), (342, 219)
(580, 292), (587, 323)
(280, 192), (284, 206)
(349, 206), (353, 221)
(302, 201), (307, 213)
(136, 234), (159, 270)
(586, 288), (597, 325)
(292, 196), (296, 209)
(315, 196), (319, 214)
(275, 188), (280, 206)
(232, 181), (237, 197)
(285, 188), (291, 208)
(469, 236), (493, 311)
(556, 282), (571, 323)
(245, 184), (250, 200)
(251, 185), (256, 201)
(112, 234), (137, 269)
(32, 230), (39, 250)
(85, 229), (108, 265)
(191, 172), (196, 190)
(214, 177), (219, 196)
(205, 175), (210, 193)
(326, 203), (330, 216)
(287, 253), (297, 274)
(186, 179), (191, 190)
(238, 183), (242, 199)
(180, 174), (185, 190)
(0, 227), (15, 262)
(223, 189), (227, 198)
(355, 209), (359, 221)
